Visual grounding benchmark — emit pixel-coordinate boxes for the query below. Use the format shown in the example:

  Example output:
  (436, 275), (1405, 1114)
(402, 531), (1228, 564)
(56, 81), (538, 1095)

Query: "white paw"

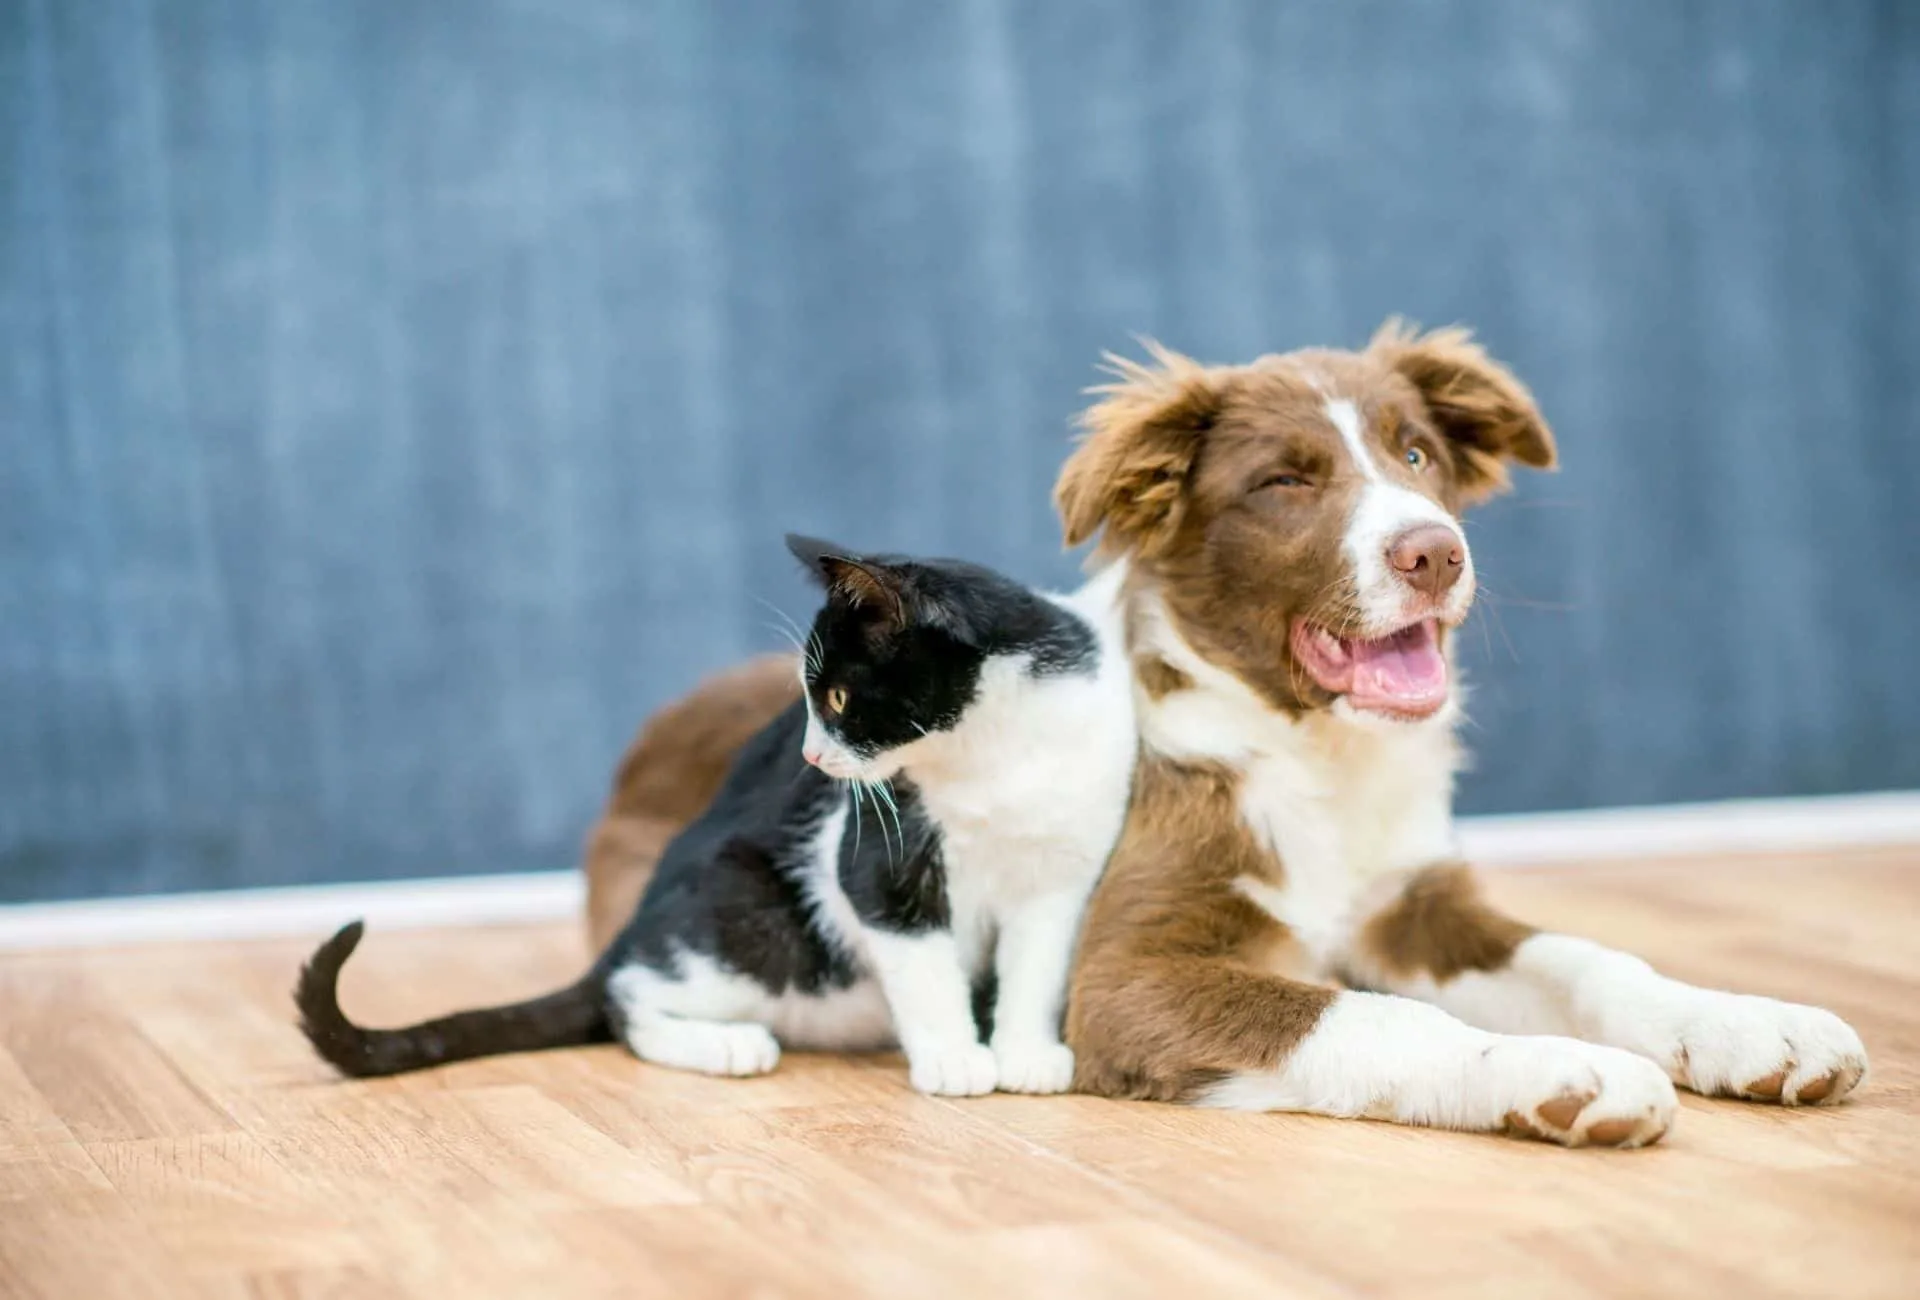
(905, 1041), (997, 1097)
(1651, 991), (1867, 1105)
(684, 1022), (782, 1077)
(991, 1039), (1075, 1094)
(1480, 1037), (1677, 1148)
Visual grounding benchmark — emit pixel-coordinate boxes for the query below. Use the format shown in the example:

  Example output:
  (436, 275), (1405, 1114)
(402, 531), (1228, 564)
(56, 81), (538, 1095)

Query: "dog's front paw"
(905, 1041), (997, 1097)
(1654, 992), (1867, 1105)
(1485, 1038), (1677, 1148)
(991, 1038), (1075, 1094)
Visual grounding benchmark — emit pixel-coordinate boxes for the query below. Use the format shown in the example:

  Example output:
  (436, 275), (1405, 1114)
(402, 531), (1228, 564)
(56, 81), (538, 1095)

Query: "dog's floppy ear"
(1054, 341), (1227, 559)
(1369, 319), (1557, 504)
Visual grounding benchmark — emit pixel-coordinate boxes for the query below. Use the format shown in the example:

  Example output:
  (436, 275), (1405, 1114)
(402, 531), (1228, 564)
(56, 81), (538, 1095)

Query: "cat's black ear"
(785, 533), (850, 587)
(785, 534), (908, 630)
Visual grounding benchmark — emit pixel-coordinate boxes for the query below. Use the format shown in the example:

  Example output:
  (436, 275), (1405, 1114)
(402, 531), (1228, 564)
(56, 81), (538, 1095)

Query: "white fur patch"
(1324, 398), (1379, 481)
(863, 928), (997, 1096)
(1201, 991), (1675, 1146)
(606, 951), (896, 1077)
(987, 885), (1091, 1093)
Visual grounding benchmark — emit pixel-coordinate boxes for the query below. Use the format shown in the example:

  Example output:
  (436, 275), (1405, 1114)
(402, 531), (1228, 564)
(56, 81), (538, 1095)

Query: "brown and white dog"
(582, 322), (1868, 1146)
(1056, 322), (1867, 1145)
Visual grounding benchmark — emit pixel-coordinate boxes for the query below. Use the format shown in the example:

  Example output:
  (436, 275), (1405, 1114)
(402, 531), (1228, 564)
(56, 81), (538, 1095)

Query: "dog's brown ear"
(1369, 319), (1557, 503)
(1055, 342), (1226, 559)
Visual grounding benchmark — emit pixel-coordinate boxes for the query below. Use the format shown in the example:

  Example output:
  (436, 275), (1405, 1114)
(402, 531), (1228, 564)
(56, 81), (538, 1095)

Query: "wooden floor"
(2, 851), (1917, 1299)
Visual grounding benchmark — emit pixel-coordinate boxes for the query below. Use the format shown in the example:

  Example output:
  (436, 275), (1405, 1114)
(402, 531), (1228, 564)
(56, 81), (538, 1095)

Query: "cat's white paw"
(992, 1039), (1075, 1094)
(674, 1021), (782, 1077)
(1646, 991), (1867, 1104)
(906, 1041), (997, 1097)
(1480, 1038), (1677, 1148)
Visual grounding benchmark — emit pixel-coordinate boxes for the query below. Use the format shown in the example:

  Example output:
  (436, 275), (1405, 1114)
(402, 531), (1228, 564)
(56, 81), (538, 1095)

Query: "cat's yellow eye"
(825, 686), (848, 715)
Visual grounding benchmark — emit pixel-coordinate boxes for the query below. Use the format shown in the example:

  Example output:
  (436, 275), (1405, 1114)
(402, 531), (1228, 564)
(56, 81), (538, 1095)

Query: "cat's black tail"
(294, 920), (613, 1078)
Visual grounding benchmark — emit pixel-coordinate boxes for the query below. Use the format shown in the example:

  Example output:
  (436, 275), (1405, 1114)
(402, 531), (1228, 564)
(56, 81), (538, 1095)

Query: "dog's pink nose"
(1388, 525), (1465, 599)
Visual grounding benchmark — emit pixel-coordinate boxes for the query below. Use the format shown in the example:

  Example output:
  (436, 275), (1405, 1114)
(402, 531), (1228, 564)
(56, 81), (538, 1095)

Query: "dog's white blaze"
(1322, 396), (1475, 630)
(1324, 398), (1379, 481)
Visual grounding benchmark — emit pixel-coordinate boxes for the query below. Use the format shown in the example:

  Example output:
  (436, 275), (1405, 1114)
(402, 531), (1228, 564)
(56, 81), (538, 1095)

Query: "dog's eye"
(1259, 473), (1308, 491)
(1404, 446), (1429, 471)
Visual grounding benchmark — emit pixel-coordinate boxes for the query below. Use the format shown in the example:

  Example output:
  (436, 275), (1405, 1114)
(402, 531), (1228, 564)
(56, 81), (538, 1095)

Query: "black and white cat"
(296, 535), (1135, 1095)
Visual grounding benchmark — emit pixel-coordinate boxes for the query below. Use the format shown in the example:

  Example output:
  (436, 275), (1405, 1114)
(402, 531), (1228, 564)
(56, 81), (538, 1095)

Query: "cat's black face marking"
(783, 534), (1098, 765)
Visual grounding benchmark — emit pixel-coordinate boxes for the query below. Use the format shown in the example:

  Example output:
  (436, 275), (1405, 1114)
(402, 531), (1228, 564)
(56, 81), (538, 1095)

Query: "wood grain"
(1, 849), (1916, 1298)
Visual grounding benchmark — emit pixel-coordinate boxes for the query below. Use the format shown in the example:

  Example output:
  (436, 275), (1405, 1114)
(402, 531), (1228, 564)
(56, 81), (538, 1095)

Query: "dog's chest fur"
(1133, 592), (1461, 972)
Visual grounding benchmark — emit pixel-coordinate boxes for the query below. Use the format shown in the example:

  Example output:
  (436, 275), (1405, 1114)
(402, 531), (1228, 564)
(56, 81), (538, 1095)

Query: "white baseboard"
(0, 871), (585, 954)
(1456, 789), (1920, 866)
(1, 791), (1914, 953)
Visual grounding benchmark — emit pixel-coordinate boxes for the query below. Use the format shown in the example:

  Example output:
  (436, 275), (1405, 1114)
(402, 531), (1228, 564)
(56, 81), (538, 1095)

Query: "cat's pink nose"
(802, 747), (823, 767)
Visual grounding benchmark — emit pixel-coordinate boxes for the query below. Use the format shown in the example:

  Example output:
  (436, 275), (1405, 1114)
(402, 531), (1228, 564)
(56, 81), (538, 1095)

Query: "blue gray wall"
(4, 0), (1916, 902)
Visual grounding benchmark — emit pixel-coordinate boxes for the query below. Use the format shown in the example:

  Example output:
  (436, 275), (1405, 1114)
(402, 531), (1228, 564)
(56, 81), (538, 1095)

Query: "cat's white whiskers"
(872, 782), (898, 864)
(869, 780), (904, 865)
(762, 623), (807, 658)
(753, 595), (808, 645)
(845, 782), (865, 863)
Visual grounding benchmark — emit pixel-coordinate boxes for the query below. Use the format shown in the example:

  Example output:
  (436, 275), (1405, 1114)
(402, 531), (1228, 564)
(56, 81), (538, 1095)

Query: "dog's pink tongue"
(1348, 622), (1447, 711)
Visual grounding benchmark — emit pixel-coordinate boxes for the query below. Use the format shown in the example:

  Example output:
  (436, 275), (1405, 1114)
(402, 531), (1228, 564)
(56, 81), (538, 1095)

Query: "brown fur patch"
(1355, 864), (1537, 982)
(1054, 343), (1228, 562)
(1503, 1109), (1552, 1141)
(1133, 655), (1193, 700)
(1066, 753), (1336, 1103)
(1794, 1072), (1841, 1104)
(1535, 1091), (1591, 1132)
(584, 654), (801, 951)
(1583, 1117), (1640, 1147)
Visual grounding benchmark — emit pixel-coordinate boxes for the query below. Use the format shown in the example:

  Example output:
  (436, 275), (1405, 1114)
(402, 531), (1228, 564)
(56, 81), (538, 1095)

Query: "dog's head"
(1055, 321), (1555, 723)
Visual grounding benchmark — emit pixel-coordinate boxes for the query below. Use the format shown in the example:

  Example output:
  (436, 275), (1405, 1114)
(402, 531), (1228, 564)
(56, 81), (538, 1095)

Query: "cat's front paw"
(991, 1038), (1075, 1094)
(905, 1041), (997, 1097)
(1652, 991), (1867, 1105)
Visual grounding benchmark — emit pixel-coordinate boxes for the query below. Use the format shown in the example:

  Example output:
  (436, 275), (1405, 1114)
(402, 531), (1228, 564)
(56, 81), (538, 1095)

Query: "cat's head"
(785, 534), (996, 782)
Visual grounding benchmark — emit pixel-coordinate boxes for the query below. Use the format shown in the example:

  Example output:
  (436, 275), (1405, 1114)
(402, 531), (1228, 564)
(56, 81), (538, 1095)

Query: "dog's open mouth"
(1290, 619), (1448, 719)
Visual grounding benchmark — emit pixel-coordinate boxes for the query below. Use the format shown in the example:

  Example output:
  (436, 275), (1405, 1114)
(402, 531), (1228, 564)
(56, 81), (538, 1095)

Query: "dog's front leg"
(1344, 864), (1869, 1106)
(1072, 956), (1674, 1147)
